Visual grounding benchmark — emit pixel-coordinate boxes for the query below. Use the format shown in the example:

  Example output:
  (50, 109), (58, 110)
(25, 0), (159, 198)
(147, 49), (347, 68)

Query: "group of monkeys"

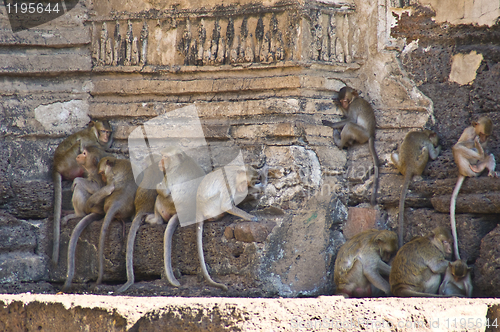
(326, 86), (497, 298)
(52, 120), (265, 292)
(51, 84), (495, 296)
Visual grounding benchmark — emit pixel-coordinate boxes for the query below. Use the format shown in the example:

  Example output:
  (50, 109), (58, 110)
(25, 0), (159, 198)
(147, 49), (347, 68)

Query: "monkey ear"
(106, 159), (115, 167)
(472, 121), (479, 127)
(92, 157), (99, 167)
(89, 120), (96, 127)
(352, 90), (359, 97)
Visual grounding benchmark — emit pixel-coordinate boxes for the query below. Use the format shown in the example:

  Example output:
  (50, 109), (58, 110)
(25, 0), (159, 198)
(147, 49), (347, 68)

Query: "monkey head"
(374, 230), (398, 262)
(422, 130), (439, 147)
(76, 145), (101, 168)
(91, 120), (113, 145)
(450, 260), (470, 281)
(336, 86), (359, 110)
(158, 146), (186, 174)
(429, 227), (453, 260)
(473, 117), (493, 143)
(97, 157), (116, 183)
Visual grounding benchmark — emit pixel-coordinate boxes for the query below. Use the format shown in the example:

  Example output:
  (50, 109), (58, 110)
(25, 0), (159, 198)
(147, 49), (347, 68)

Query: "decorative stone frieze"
(89, 0), (360, 70)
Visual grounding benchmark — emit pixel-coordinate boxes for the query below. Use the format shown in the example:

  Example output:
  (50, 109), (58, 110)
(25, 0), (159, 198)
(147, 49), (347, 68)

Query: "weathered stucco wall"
(0, 0), (499, 305)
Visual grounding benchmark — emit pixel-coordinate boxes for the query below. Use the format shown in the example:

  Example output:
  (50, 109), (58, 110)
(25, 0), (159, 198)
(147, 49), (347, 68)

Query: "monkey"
(116, 156), (163, 293)
(62, 157), (136, 291)
(60, 144), (110, 225)
(450, 116), (497, 260)
(334, 229), (398, 298)
(144, 146), (206, 288)
(52, 120), (113, 265)
(438, 260), (473, 297)
(391, 130), (441, 247)
(144, 146), (206, 226)
(322, 86), (380, 205)
(389, 226), (456, 297)
(163, 163), (262, 290)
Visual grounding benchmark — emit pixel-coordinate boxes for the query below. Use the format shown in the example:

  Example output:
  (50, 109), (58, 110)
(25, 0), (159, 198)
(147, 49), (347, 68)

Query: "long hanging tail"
(164, 214), (180, 287)
(398, 172), (412, 248)
(62, 213), (101, 292)
(197, 221), (228, 291)
(450, 176), (465, 260)
(369, 137), (380, 206)
(116, 212), (145, 293)
(52, 172), (62, 265)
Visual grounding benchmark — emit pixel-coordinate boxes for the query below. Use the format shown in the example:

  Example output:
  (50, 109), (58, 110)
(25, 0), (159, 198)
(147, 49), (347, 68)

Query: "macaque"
(52, 120), (113, 265)
(62, 157), (136, 291)
(61, 144), (109, 225)
(322, 86), (380, 205)
(450, 117), (497, 260)
(334, 229), (398, 297)
(391, 130), (441, 247)
(439, 260), (472, 297)
(164, 164), (262, 290)
(389, 227), (454, 297)
(148, 146), (206, 288)
(116, 157), (162, 293)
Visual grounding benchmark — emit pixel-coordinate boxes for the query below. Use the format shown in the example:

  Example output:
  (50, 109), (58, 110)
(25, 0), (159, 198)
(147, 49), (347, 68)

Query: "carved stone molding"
(89, 0), (359, 71)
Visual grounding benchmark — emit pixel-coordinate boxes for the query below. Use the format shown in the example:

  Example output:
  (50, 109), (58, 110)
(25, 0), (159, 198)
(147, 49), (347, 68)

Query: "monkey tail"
(450, 175), (465, 260)
(398, 172), (412, 248)
(96, 205), (120, 286)
(369, 137), (380, 206)
(164, 214), (181, 287)
(197, 221), (228, 291)
(116, 212), (145, 293)
(52, 172), (62, 265)
(62, 213), (101, 292)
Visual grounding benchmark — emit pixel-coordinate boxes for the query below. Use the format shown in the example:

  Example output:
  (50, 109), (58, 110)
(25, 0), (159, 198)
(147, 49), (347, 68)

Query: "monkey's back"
(399, 131), (432, 176)
(349, 97), (376, 137)
(334, 230), (378, 285)
(389, 236), (444, 293)
(103, 159), (137, 219)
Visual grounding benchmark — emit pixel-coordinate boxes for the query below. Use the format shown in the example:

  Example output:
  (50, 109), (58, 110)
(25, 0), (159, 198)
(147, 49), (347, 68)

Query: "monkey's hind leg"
(116, 213), (146, 293)
(470, 154), (498, 177)
(62, 213), (102, 292)
(163, 214), (181, 287)
(197, 221), (228, 291)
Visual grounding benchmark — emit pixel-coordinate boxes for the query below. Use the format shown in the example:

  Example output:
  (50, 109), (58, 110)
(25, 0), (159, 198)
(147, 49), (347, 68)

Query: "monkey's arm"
(428, 144), (441, 160)
(427, 258), (450, 275)
(72, 178), (101, 195)
(85, 184), (115, 211)
(363, 260), (391, 294)
(322, 119), (349, 129)
(156, 181), (170, 197)
(377, 260), (391, 277)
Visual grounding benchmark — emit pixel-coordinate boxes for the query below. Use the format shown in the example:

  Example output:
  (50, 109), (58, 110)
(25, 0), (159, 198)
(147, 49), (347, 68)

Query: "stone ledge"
(0, 294), (498, 331)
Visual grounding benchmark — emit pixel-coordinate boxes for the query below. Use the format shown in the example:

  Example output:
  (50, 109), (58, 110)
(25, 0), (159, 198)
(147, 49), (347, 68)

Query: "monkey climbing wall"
(0, 0), (499, 299)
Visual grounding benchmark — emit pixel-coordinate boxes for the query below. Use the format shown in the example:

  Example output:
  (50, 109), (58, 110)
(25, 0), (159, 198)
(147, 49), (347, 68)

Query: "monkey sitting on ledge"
(390, 227), (462, 297)
(334, 229), (398, 298)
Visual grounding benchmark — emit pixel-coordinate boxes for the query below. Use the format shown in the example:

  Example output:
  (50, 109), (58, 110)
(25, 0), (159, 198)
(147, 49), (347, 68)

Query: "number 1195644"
(5, 2), (60, 14)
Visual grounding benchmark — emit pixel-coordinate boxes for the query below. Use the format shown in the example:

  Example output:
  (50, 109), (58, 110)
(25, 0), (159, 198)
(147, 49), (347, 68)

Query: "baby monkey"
(322, 86), (380, 205)
(438, 260), (472, 297)
(450, 116), (498, 259)
(391, 130), (441, 247)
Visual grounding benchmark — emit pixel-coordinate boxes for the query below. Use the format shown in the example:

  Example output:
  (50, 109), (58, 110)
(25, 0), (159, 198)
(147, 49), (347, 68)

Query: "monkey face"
(76, 149), (87, 166)
(98, 129), (112, 144)
(478, 132), (489, 143)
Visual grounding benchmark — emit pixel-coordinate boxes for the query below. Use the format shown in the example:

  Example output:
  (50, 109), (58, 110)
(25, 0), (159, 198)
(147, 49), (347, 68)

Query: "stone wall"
(0, 0), (498, 299)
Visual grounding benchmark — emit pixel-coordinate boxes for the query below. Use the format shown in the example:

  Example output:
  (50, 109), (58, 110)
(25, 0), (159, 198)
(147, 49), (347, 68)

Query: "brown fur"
(391, 130), (441, 247)
(334, 229), (398, 297)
